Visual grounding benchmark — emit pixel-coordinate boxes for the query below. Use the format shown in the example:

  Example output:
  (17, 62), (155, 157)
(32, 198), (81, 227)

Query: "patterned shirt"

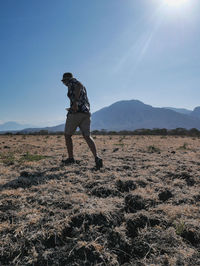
(67, 78), (90, 114)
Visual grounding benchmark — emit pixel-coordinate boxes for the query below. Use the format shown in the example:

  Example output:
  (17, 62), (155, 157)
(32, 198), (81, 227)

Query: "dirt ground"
(0, 135), (200, 265)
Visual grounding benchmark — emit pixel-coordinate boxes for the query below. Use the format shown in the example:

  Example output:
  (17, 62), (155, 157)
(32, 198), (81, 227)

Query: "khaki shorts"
(65, 112), (91, 136)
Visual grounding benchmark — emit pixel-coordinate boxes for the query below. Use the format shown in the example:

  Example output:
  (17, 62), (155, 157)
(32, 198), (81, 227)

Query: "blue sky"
(1, 0), (200, 126)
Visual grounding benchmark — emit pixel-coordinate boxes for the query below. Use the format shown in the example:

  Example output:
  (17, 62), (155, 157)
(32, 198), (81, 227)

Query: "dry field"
(0, 135), (200, 266)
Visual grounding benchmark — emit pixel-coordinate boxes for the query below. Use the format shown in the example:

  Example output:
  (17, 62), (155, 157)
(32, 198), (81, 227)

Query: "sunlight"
(164, 0), (189, 8)
(160, 0), (195, 17)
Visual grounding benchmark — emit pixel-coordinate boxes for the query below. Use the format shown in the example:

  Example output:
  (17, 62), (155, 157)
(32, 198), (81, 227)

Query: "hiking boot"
(62, 157), (75, 165)
(95, 157), (103, 169)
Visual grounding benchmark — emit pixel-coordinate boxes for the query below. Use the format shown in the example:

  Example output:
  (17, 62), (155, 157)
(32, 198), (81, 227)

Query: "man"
(61, 72), (103, 169)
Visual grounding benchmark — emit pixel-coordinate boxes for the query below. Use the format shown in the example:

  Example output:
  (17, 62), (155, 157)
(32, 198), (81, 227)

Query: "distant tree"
(108, 131), (117, 135)
(38, 130), (49, 135)
(4, 132), (13, 135)
(92, 130), (100, 135)
(152, 128), (168, 135)
(101, 129), (107, 135)
(189, 128), (200, 136)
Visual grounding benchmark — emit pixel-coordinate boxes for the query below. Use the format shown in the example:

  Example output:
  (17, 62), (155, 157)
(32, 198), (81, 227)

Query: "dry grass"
(0, 135), (200, 265)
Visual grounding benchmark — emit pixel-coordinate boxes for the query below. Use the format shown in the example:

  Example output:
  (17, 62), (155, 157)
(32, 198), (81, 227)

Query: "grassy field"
(0, 135), (200, 265)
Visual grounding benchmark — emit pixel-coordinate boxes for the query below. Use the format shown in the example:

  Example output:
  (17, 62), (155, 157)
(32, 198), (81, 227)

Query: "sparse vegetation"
(114, 143), (124, 146)
(0, 135), (199, 265)
(178, 142), (188, 150)
(0, 152), (15, 165)
(20, 152), (48, 162)
(174, 220), (186, 236)
(119, 135), (126, 142)
(147, 145), (161, 153)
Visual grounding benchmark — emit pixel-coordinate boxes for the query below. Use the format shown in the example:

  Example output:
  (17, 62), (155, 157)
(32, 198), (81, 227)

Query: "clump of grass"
(113, 136), (126, 147)
(147, 145), (160, 153)
(20, 152), (48, 162)
(0, 152), (15, 165)
(174, 220), (185, 236)
(114, 143), (124, 146)
(119, 136), (126, 142)
(178, 143), (188, 150)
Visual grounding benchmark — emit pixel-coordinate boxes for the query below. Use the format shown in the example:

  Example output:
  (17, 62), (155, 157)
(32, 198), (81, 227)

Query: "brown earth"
(0, 135), (200, 265)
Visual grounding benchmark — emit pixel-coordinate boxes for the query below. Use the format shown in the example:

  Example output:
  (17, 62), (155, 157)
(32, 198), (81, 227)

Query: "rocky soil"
(0, 135), (200, 265)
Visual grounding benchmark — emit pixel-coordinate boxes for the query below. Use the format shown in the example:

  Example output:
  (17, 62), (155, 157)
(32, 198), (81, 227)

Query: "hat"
(61, 72), (73, 81)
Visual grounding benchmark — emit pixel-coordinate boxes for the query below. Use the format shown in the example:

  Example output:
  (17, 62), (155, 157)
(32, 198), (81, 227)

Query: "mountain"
(0, 122), (33, 131)
(1, 100), (200, 133)
(163, 107), (200, 119)
(20, 124), (65, 134)
(163, 107), (192, 115)
(190, 106), (200, 119)
(91, 100), (200, 131)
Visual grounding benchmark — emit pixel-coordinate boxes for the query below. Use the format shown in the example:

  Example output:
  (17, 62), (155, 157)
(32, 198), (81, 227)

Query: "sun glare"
(164, 0), (188, 8)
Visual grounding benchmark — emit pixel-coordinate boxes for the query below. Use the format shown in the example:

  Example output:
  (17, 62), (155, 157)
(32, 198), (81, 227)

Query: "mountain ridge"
(1, 100), (200, 133)
(163, 107), (192, 115)
(91, 100), (200, 131)
(0, 122), (34, 131)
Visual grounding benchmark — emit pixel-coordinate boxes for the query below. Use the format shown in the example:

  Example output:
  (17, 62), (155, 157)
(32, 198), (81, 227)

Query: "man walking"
(61, 72), (103, 169)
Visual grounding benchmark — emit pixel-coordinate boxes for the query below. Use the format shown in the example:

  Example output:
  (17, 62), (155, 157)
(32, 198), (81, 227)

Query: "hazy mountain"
(2, 100), (200, 133)
(163, 107), (192, 115)
(20, 124), (65, 134)
(190, 106), (200, 119)
(91, 100), (200, 131)
(0, 122), (34, 131)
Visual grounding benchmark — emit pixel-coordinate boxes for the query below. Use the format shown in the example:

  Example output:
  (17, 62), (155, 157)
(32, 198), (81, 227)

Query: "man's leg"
(83, 135), (103, 169)
(83, 135), (97, 158)
(63, 113), (77, 164)
(65, 134), (74, 158)
(80, 114), (103, 168)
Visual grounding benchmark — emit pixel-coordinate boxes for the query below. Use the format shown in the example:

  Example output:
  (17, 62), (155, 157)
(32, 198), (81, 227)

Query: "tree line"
(2, 128), (200, 137)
